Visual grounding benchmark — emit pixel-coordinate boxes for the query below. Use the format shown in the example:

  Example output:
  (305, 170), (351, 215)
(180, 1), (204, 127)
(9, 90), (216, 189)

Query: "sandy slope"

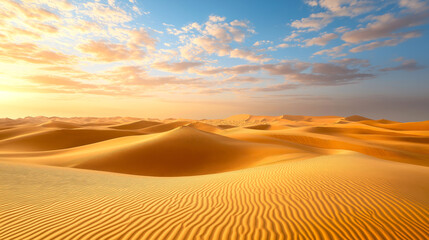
(0, 152), (428, 240)
(0, 114), (428, 239)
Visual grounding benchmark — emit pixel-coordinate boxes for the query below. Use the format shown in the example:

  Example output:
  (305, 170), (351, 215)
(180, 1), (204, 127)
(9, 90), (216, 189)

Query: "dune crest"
(345, 115), (372, 121)
(39, 120), (80, 129)
(110, 120), (161, 130)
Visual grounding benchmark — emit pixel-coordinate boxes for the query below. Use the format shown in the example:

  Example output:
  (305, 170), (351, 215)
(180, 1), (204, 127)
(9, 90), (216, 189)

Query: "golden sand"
(0, 114), (428, 239)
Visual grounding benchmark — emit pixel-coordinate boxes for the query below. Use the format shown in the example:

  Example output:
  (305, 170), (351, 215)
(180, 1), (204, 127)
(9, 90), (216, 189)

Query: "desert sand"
(0, 114), (428, 239)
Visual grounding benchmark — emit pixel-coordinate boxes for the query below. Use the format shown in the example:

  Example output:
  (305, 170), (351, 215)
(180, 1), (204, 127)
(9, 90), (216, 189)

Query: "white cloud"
(209, 15), (226, 22)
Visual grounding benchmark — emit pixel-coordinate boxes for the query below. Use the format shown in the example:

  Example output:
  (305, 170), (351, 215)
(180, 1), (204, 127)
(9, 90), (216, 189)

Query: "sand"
(0, 114), (428, 239)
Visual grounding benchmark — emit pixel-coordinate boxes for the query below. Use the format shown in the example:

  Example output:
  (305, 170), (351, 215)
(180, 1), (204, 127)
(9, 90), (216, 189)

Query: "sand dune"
(0, 128), (142, 152)
(39, 120), (81, 129)
(217, 124), (237, 129)
(361, 120), (429, 131)
(110, 120), (161, 130)
(0, 126), (48, 141)
(0, 114), (428, 239)
(245, 124), (289, 130)
(139, 121), (191, 133)
(344, 115), (372, 121)
(1, 151), (428, 240)
(186, 122), (222, 133)
(0, 126), (292, 176)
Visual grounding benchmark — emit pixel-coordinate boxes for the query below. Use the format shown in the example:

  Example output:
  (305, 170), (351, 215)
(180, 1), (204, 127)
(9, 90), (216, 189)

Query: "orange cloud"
(102, 65), (206, 87)
(25, 75), (95, 89)
(30, 22), (58, 34)
(2, 0), (60, 22)
(151, 61), (203, 73)
(128, 28), (157, 50)
(1, 27), (41, 40)
(78, 40), (144, 62)
(25, 0), (74, 11)
(82, 2), (132, 25)
(0, 42), (75, 64)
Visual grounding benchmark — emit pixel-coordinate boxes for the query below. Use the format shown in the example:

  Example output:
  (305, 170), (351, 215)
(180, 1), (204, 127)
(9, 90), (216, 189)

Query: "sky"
(0, 0), (428, 121)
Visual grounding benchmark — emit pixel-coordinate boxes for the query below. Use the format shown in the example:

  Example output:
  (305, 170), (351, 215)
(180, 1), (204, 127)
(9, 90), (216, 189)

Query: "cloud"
(78, 40), (144, 62)
(223, 76), (267, 83)
(283, 32), (299, 42)
(168, 15), (264, 63)
(128, 28), (157, 50)
(276, 43), (290, 48)
(209, 15), (226, 22)
(191, 36), (231, 56)
(313, 44), (348, 57)
(83, 2), (132, 25)
(31, 22), (58, 34)
(0, 84), (73, 94)
(305, 33), (338, 46)
(263, 62), (311, 75)
(102, 66), (207, 88)
(187, 35), (268, 62)
(335, 26), (349, 33)
(197, 60), (374, 87)
(342, 12), (429, 43)
(253, 83), (300, 92)
(380, 59), (425, 71)
(194, 64), (262, 75)
(38, 66), (86, 74)
(0, 26), (40, 40)
(331, 58), (370, 67)
(291, 0), (374, 31)
(202, 18), (249, 43)
(291, 13), (333, 31)
(230, 49), (270, 62)
(253, 40), (273, 46)
(77, 28), (157, 62)
(305, 0), (318, 7)
(399, 0), (428, 12)
(151, 61), (204, 73)
(317, 0), (373, 16)
(0, 42), (75, 64)
(349, 31), (421, 52)
(2, 0), (60, 22)
(230, 20), (248, 28)
(67, 19), (101, 33)
(25, 0), (74, 11)
(18, 64), (214, 97)
(25, 75), (95, 89)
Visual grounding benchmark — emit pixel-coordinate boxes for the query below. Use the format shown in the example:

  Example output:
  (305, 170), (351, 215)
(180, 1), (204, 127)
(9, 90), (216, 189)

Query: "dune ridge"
(110, 120), (161, 130)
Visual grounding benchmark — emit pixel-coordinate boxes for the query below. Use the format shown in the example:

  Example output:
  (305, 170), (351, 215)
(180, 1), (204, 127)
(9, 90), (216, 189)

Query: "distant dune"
(344, 115), (372, 121)
(0, 114), (428, 239)
(139, 121), (191, 134)
(39, 120), (81, 129)
(361, 119), (429, 131)
(110, 120), (161, 130)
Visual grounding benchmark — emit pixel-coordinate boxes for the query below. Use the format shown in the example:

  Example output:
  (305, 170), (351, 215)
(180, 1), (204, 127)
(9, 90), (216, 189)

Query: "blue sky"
(0, 0), (428, 121)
